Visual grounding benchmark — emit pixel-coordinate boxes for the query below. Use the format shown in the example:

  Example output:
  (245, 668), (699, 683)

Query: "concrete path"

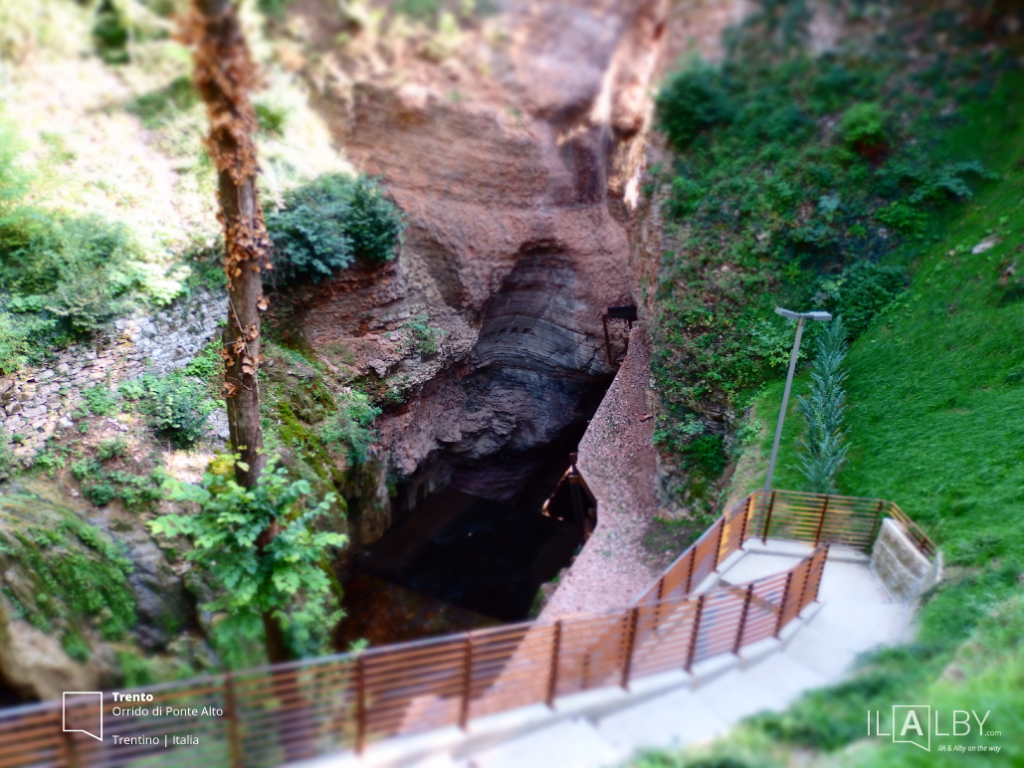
(289, 541), (910, 768)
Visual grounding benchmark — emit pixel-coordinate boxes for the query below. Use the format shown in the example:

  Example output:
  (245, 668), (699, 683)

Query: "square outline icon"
(63, 692), (103, 742)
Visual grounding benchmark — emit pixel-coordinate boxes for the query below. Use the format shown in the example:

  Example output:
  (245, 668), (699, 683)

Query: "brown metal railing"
(0, 490), (931, 767)
(634, 488), (935, 607)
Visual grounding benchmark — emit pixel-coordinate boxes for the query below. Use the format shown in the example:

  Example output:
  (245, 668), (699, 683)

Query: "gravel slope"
(539, 326), (664, 619)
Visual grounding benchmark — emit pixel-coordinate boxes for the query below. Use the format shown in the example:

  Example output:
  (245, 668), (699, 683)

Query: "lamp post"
(763, 307), (833, 495)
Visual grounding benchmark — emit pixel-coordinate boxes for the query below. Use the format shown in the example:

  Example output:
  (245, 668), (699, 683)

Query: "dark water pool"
(355, 486), (583, 622)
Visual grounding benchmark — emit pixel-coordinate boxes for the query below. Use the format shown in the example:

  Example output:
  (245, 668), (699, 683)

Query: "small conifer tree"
(797, 317), (849, 493)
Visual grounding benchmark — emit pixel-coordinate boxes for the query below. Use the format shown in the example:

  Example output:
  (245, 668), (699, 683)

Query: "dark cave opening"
(337, 373), (611, 647)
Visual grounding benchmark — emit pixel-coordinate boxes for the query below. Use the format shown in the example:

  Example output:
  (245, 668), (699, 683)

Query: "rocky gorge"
(0, 0), (747, 702)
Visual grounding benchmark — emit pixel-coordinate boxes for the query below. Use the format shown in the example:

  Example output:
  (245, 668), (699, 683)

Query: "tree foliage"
(265, 174), (405, 285)
(152, 459), (346, 663)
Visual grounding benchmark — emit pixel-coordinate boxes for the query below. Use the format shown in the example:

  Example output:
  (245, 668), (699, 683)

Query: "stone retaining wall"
(0, 290), (226, 458)
(870, 517), (942, 602)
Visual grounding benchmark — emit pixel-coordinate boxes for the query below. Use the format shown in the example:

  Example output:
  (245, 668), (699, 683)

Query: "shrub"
(265, 174), (404, 285)
(182, 340), (222, 383)
(320, 389), (381, 464)
(0, 310), (55, 375)
(797, 317), (849, 494)
(837, 102), (887, 149)
(84, 482), (117, 506)
(126, 76), (201, 130)
(406, 318), (445, 356)
(394, 0), (444, 20)
(120, 375), (212, 448)
(1, 112), (174, 341)
(81, 384), (119, 416)
(1, 212), (145, 336)
(817, 262), (906, 338)
(96, 437), (129, 461)
(655, 64), (734, 150)
(154, 459), (346, 661)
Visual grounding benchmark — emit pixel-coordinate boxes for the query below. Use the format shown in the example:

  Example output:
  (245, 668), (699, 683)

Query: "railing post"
(733, 584), (754, 656)
(355, 655), (367, 756)
(712, 519), (726, 572)
(762, 490), (776, 544)
(459, 634), (473, 730)
(774, 571), (794, 638)
(867, 500), (884, 550)
(60, 722), (80, 768)
(813, 495), (830, 547)
(653, 576), (666, 632)
(620, 606), (640, 690)
(546, 621), (562, 709)
(812, 544), (831, 603)
(223, 673), (243, 768)
(738, 495), (752, 549)
(683, 549), (696, 594)
(685, 595), (706, 672)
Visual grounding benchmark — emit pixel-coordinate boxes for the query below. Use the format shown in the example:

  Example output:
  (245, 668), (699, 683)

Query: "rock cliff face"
(288, 0), (671, 504)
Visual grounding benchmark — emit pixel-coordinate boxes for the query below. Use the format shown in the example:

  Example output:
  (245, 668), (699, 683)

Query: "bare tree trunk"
(190, 0), (288, 664)
(190, 0), (268, 489)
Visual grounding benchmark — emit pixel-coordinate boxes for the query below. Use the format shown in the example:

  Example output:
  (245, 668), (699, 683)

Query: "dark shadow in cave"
(354, 382), (609, 625)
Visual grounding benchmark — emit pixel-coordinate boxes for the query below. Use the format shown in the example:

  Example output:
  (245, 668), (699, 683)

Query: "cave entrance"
(338, 379), (609, 647)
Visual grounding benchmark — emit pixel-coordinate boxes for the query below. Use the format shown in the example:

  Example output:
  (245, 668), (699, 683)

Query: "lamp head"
(774, 307), (800, 320)
(774, 307), (833, 322)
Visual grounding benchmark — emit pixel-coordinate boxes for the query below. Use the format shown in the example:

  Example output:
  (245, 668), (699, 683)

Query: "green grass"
(658, 67), (1024, 766)
(645, 1), (1013, 512)
(750, 70), (1024, 570)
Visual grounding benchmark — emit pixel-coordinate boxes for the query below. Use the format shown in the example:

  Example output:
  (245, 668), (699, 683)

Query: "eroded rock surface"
(290, 0), (670, 503)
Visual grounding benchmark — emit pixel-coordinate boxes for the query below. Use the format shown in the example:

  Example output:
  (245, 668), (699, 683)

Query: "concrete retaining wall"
(0, 290), (226, 457)
(870, 517), (942, 602)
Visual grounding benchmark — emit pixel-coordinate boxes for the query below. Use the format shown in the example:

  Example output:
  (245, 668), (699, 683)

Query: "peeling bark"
(189, 0), (269, 490)
(189, 0), (287, 664)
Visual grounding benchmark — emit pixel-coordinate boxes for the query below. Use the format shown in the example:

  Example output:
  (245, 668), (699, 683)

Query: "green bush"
(655, 64), (734, 150)
(0, 112), (177, 345)
(320, 389), (381, 464)
(0, 310), (55, 375)
(406, 317), (446, 356)
(394, 0), (444, 20)
(1, 212), (147, 337)
(126, 76), (200, 130)
(81, 384), (120, 416)
(120, 375), (212, 448)
(837, 102), (887, 148)
(154, 459), (346, 662)
(182, 340), (222, 383)
(815, 262), (906, 337)
(265, 174), (404, 285)
(84, 482), (117, 506)
(96, 437), (129, 461)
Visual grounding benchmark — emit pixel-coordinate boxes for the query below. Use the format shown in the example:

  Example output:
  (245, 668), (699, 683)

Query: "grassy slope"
(638, 71), (1024, 768)
(747, 70), (1024, 569)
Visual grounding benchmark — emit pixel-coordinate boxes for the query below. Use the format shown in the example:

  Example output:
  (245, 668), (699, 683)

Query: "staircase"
(294, 540), (911, 768)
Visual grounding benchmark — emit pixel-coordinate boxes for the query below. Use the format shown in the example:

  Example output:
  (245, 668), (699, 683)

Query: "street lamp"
(763, 307), (833, 495)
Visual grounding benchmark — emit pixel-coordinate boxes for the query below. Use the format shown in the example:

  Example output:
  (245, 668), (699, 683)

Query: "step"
(781, 622), (859, 683)
(459, 718), (624, 768)
(801, 600), (907, 653)
(594, 685), (730, 756)
(740, 652), (828, 706)
(690, 668), (791, 723)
